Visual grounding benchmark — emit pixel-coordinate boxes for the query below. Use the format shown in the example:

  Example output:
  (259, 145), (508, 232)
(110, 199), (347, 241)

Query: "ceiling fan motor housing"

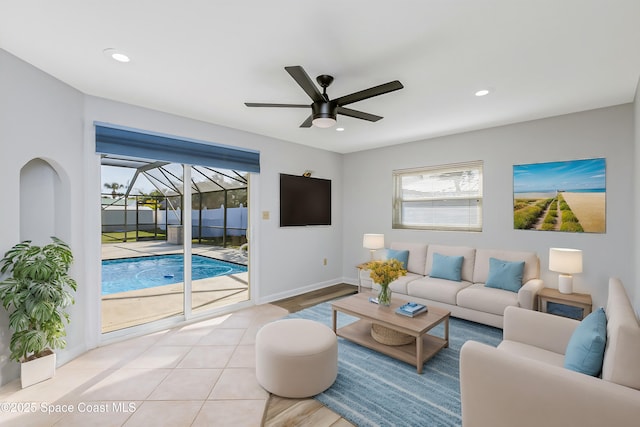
(312, 101), (337, 120)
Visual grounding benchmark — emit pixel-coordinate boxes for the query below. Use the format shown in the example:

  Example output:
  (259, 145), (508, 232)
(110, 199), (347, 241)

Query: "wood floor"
(262, 284), (358, 427)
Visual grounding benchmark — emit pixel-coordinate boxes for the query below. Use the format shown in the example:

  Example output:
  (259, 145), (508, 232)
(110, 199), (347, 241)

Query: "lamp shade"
(549, 248), (583, 274)
(363, 234), (385, 250)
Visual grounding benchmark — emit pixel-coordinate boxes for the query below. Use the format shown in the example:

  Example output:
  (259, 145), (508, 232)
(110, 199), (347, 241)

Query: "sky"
(101, 166), (155, 194)
(513, 158), (606, 193)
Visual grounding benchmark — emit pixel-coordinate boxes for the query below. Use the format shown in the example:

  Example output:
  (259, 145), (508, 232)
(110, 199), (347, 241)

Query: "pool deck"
(101, 241), (249, 333)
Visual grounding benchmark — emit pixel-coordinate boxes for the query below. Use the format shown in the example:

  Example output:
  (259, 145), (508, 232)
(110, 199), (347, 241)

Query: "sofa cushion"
(386, 273), (423, 295)
(390, 242), (428, 276)
(425, 245), (476, 282)
(430, 253), (464, 282)
(473, 249), (539, 285)
(485, 258), (525, 293)
(381, 248), (410, 270)
(602, 278), (640, 390)
(361, 270), (421, 295)
(457, 284), (519, 316)
(408, 277), (472, 305)
(564, 307), (607, 376)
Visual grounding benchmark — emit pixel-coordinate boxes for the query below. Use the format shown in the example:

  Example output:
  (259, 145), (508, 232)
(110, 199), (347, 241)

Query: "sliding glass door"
(96, 124), (258, 335)
(100, 157), (250, 334)
(189, 167), (249, 315)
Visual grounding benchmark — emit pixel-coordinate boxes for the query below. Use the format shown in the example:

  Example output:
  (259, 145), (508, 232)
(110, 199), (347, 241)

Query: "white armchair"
(459, 278), (640, 427)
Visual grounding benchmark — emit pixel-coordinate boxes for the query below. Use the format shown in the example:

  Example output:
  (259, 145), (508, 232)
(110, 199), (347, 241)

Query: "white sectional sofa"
(359, 242), (544, 328)
(459, 278), (640, 427)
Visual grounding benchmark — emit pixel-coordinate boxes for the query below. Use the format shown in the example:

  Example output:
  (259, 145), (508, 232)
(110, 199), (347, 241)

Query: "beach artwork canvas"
(513, 158), (606, 233)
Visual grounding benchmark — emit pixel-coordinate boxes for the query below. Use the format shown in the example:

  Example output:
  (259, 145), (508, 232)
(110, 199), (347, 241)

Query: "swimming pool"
(101, 254), (247, 295)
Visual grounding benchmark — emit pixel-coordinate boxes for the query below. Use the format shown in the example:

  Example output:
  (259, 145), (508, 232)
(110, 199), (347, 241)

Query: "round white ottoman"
(255, 318), (338, 398)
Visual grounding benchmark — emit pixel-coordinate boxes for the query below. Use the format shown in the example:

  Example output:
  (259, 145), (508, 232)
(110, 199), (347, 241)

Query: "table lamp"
(363, 234), (384, 260)
(549, 248), (583, 294)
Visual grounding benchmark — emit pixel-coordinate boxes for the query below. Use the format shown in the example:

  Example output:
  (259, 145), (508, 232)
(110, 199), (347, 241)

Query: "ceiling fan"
(245, 66), (403, 128)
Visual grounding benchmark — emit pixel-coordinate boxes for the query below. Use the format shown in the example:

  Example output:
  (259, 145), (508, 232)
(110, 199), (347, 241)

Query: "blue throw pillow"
(382, 249), (409, 270)
(564, 308), (607, 376)
(430, 253), (464, 282)
(485, 257), (524, 292)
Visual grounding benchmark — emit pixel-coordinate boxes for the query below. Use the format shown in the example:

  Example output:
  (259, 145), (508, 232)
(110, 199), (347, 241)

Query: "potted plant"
(0, 237), (77, 388)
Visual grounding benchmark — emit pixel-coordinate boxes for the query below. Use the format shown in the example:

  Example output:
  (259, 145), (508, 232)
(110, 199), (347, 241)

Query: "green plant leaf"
(0, 237), (76, 362)
(23, 330), (48, 358)
(30, 301), (55, 324)
(8, 310), (30, 332)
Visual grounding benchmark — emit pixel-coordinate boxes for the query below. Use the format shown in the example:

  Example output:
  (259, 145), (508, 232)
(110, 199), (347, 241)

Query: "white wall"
(342, 105), (635, 310)
(0, 50), (86, 384)
(20, 159), (56, 241)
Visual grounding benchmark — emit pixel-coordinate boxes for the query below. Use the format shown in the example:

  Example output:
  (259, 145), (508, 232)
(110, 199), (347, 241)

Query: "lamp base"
(558, 274), (573, 294)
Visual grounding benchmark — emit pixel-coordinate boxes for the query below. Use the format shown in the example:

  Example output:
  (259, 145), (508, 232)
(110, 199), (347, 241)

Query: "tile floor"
(0, 303), (288, 426)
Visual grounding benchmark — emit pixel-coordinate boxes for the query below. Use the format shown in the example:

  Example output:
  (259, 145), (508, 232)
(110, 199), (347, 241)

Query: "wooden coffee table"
(331, 293), (450, 374)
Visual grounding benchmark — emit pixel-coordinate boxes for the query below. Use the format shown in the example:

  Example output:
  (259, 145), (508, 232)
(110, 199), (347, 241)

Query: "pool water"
(101, 254), (247, 295)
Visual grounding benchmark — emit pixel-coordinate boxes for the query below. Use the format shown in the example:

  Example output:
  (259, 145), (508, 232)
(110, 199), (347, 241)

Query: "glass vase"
(378, 284), (392, 306)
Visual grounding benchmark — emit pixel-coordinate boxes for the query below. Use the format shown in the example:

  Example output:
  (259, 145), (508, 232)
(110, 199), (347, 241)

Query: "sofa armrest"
(517, 278), (544, 310)
(503, 306), (579, 354)
(460, 341), (640, 427)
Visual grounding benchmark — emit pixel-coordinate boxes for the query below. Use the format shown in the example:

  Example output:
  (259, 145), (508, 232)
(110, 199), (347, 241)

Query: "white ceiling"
(1, 1), (639, 153)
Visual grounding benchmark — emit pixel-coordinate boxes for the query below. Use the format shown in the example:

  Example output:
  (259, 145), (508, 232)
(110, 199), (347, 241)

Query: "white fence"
(102, 206), (247, 238)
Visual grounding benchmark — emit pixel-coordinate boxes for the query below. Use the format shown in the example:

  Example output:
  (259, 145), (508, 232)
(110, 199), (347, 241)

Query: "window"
(393, 161), (483, 231)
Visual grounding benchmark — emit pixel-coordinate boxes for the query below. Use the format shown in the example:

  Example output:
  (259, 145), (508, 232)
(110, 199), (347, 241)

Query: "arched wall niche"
(19, 158), (72, 245)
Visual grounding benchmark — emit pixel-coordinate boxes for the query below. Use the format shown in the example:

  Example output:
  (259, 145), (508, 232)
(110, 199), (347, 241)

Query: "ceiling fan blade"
(245, 103), (309, 108)
(334, 80), (404, 106)
(299, 115), (313, 128)
(285, 66), (324, 103)
(337, 107), (383, 122)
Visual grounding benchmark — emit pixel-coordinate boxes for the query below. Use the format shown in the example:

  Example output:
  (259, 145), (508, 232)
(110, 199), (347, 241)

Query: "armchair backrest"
(602, 277), (640, 390)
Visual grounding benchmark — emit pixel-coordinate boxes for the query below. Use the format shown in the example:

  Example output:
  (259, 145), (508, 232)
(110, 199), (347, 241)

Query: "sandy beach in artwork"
(561, 192), (606, 233)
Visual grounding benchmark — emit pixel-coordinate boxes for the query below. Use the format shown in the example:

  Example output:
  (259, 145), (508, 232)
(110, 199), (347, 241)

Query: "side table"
(537, 288), (592, 320)
(356, 263), (368, 293)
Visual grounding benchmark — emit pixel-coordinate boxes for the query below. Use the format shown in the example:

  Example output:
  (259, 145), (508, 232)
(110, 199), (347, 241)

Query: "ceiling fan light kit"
(312, 117), (336, 128)
(245, 66), (403, 128)
(311, 99), (337, 128)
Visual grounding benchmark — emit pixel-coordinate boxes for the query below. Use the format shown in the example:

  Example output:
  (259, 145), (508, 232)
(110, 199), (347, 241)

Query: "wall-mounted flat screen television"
(280, 173), (331, 226)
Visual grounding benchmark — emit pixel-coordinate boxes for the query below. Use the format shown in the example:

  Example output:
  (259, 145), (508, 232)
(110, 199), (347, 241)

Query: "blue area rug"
(285, 301), (503, 427)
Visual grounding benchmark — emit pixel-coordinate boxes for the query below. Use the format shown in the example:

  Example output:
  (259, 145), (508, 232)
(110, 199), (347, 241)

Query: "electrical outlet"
(262, 211), (270, 220)
(323, 258), (327, 266)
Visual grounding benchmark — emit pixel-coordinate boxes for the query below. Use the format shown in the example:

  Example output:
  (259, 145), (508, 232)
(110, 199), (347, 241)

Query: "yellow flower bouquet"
(364, 258), (407, 306)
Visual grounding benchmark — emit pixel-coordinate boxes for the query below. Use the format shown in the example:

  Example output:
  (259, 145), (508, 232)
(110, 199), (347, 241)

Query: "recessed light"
(336, 127), (345, 132)
(475, 89), (490, 97)
(103, 48), (130, 63)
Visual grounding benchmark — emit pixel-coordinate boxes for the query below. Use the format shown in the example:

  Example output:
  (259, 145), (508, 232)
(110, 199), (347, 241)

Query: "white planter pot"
(21, 351), (56, 388)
